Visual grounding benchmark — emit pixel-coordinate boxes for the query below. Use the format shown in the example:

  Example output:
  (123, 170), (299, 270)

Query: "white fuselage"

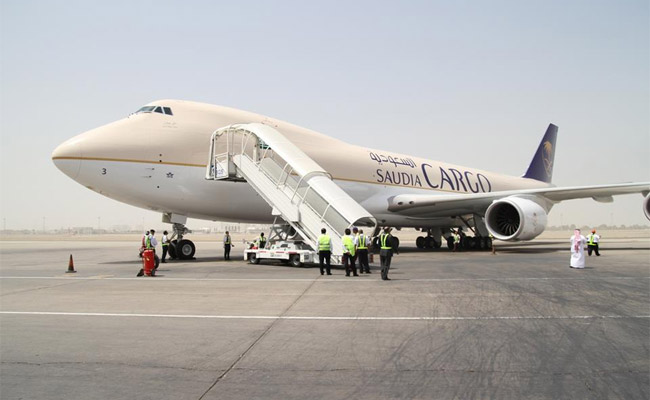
(52, 100), (549, 228)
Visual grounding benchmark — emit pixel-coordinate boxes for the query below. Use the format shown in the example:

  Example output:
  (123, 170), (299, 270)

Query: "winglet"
(523, 124), (558, 183)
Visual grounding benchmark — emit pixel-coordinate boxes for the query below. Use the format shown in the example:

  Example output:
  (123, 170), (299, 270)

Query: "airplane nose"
(52, 137), (83, 180)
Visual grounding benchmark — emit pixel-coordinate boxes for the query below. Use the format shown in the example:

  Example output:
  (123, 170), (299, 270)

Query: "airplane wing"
(387, 182), (650, 216)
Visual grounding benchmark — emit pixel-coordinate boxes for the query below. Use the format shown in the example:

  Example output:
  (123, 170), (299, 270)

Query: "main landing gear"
(416, 228), (443, 250)
(416, 227), (492, 251)
(444, 233), (492, 251)
(167, 222), (196, 260)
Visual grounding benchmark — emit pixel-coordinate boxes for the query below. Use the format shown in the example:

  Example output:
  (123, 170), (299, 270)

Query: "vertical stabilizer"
(523, 124), (558, 183)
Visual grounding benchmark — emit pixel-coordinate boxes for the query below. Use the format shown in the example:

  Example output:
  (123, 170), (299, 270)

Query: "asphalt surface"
(1, 238), (648, 399)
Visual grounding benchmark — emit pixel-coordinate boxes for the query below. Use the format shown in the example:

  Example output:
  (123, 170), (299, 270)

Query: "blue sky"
(1, 0), (648, 230)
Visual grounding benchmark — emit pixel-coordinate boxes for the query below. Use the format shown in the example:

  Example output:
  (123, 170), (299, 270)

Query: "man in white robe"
(570, 229), (587, 269)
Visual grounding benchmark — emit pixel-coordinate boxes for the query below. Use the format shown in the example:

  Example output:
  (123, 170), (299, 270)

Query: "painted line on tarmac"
(1, 311), (649, 321)
(1, 276), (648, 282)
(0, 276), (318, 282)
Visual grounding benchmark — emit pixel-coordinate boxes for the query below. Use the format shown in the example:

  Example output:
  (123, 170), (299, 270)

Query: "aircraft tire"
(423, 236), (434, 249)
(416, 236), (426, 249)
(177, 239), (196, 260)
(290, 254), (302, 267)
(433, 238), (442, 249)
(485, 237), (493, 251)
(168, 240), (177, 259)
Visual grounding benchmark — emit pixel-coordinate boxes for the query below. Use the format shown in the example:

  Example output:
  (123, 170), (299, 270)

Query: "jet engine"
(485, 196), (548, 241)
(644, 193), (650, 220)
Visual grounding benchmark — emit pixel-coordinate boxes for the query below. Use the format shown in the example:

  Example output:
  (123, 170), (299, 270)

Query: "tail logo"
(542, 140), (554, 177)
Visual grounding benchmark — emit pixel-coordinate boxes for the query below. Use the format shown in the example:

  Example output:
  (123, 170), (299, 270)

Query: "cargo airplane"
(52, 100), (650, 259)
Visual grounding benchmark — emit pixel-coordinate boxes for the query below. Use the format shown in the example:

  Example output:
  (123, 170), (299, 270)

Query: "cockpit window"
(134, 105), (174, 116)
(136, 106), (156, 113)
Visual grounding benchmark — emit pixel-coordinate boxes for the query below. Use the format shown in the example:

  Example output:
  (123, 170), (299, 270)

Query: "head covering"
(573, 229), (581, 251)
(591, 229), (596, 233)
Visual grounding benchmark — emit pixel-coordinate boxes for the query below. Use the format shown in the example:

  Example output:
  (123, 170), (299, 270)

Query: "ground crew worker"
(452, 230), (461, 252)
(490, 233), (496, 255)
(342, 228), (358, 277)
(257, 232), (267, 249)
(161, 230), (169, 263)
(318, 228), (332, 275)
(356, 229), (370, 273)
(351, 227), (359, 269)
(147, 229), (160, 272)
(140, 230), (149, 257)
(379, 227), (396, 280)
(587, 229), (601, 256)
(223, 231), (233, 260)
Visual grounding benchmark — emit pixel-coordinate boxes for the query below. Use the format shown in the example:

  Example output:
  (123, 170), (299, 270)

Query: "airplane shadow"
(395, 241), (648, 254)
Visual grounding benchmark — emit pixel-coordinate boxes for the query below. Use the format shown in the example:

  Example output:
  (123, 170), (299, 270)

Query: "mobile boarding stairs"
(205, 123), (376, 264)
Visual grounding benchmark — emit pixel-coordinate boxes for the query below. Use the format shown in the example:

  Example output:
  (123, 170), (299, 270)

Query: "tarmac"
(1, 237), (648, 400)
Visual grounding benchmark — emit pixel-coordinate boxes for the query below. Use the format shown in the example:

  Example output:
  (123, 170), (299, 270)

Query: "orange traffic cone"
(66, 254), (76, 273)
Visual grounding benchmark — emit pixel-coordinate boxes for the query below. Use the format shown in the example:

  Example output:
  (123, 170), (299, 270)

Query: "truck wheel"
(177, 239), (195, 260)
(290, 254), (302, 267)
(249, 253), (260, 264)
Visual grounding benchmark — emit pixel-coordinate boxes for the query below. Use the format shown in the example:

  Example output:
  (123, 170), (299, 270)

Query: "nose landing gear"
(167, 222), (196, 260)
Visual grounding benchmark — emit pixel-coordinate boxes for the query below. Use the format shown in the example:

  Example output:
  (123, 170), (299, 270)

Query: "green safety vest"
(145, 236), (153, 249)
(357, 234), (367, 250)
(588, 234), (596, 245)
(259, 236), (266, 244)
(380, 234), (391, 250)
(453, 234), (460, 244)
(318, 235), (331, 251)
(342, 235), (356, 256)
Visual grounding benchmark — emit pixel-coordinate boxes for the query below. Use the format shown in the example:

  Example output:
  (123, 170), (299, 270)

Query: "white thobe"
(570, 235), (587, 268)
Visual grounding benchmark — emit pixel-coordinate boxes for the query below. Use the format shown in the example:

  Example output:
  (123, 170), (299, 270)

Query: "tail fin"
(522, 124), (558, 183)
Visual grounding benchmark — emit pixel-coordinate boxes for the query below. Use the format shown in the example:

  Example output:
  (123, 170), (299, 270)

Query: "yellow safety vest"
(342, 235), (356, 256)
(357, 234), (367, 250)
(318, 235), (331, 251)
(588, 234), (596, 245)
(145, 236), (153, 249)
(380, 234), (391, 250)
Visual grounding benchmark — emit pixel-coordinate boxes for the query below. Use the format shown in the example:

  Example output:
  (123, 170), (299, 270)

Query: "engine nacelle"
(485, 196), (548, 241)
(644, 193), (650, 221)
